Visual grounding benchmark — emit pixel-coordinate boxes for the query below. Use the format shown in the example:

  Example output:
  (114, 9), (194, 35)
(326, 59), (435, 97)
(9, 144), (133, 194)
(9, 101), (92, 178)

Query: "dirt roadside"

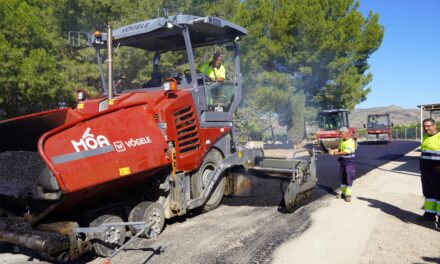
(271, 147), (440, 264)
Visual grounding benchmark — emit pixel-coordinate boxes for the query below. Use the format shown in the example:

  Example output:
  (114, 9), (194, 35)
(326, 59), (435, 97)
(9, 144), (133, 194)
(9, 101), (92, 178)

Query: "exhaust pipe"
(107, 24), (113, 100)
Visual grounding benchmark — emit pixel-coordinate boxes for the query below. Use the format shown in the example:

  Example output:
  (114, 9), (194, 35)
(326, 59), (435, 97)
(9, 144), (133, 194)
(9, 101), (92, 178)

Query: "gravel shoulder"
(272, 147), (440, 264)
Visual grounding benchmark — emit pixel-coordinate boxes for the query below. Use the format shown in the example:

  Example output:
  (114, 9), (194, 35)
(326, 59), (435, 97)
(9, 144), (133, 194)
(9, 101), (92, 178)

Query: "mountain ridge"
(350, 105), (421, 128)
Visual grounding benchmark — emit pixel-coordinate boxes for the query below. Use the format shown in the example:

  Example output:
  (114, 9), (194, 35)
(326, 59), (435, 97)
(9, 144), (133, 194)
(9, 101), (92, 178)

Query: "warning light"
(163, 78), (177, 93)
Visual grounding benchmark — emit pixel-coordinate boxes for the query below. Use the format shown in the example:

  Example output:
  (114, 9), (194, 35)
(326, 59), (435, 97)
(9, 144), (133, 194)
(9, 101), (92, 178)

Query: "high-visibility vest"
(339, 137), (356, 158)
(421, 132), (440, 160)
(198, 61), (225, 80)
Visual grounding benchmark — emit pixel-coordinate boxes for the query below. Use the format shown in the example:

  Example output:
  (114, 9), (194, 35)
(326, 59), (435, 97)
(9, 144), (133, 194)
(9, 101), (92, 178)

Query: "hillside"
(349, 105), (421, 128)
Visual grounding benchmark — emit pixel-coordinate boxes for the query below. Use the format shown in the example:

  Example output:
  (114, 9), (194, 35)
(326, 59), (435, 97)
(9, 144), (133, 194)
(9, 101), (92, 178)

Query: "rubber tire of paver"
(128, 201), (165, 238)
(89, 215), (126, 257)
(191, 149), (225, 212)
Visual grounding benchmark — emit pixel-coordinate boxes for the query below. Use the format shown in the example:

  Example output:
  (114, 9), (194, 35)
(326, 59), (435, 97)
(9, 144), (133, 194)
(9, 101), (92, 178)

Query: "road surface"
(0, 141), (428, 264)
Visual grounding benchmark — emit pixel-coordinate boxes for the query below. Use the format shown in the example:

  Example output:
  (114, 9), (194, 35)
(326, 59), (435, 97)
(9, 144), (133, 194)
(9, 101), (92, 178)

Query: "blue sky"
(356, 0), (440, 109)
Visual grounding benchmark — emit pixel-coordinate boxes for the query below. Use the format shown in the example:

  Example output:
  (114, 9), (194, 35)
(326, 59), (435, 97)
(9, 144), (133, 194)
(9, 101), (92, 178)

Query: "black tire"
(128, 201), (165, 238)
(89, 215), (126, 257)
(191, 149), (225, 212)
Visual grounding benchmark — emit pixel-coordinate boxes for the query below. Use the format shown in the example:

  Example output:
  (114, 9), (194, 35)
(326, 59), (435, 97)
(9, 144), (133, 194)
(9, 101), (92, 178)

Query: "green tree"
(0, 0), (73, 119)
(235, 0), (383, 142)
(0, 0), (383, 147)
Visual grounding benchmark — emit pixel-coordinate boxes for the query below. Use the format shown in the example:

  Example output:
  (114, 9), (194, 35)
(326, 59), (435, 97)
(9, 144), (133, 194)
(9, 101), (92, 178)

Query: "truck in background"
(315, 109), (358, 151)
(364, 113), (392, 144)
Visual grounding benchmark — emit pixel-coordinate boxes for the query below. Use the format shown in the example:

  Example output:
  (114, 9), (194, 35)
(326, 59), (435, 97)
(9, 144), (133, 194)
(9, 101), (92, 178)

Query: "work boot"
(335, 193), (345, 199)
(344, 196), (351, 202)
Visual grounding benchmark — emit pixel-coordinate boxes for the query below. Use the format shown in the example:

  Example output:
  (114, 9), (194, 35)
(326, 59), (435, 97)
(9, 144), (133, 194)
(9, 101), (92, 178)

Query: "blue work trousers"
(339, 157), (356, 187)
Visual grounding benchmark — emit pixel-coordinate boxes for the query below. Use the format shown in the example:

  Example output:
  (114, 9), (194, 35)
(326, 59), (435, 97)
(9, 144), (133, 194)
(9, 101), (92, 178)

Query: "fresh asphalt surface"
(0, 140), (420, 264)
(316, 140), (421, 194)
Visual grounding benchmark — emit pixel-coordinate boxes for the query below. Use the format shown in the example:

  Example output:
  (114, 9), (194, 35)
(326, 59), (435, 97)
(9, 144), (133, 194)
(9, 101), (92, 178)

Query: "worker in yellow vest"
(419, 118), (440, 226)
(198, 52), (225, 82)
(328, 127), (356, 202)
